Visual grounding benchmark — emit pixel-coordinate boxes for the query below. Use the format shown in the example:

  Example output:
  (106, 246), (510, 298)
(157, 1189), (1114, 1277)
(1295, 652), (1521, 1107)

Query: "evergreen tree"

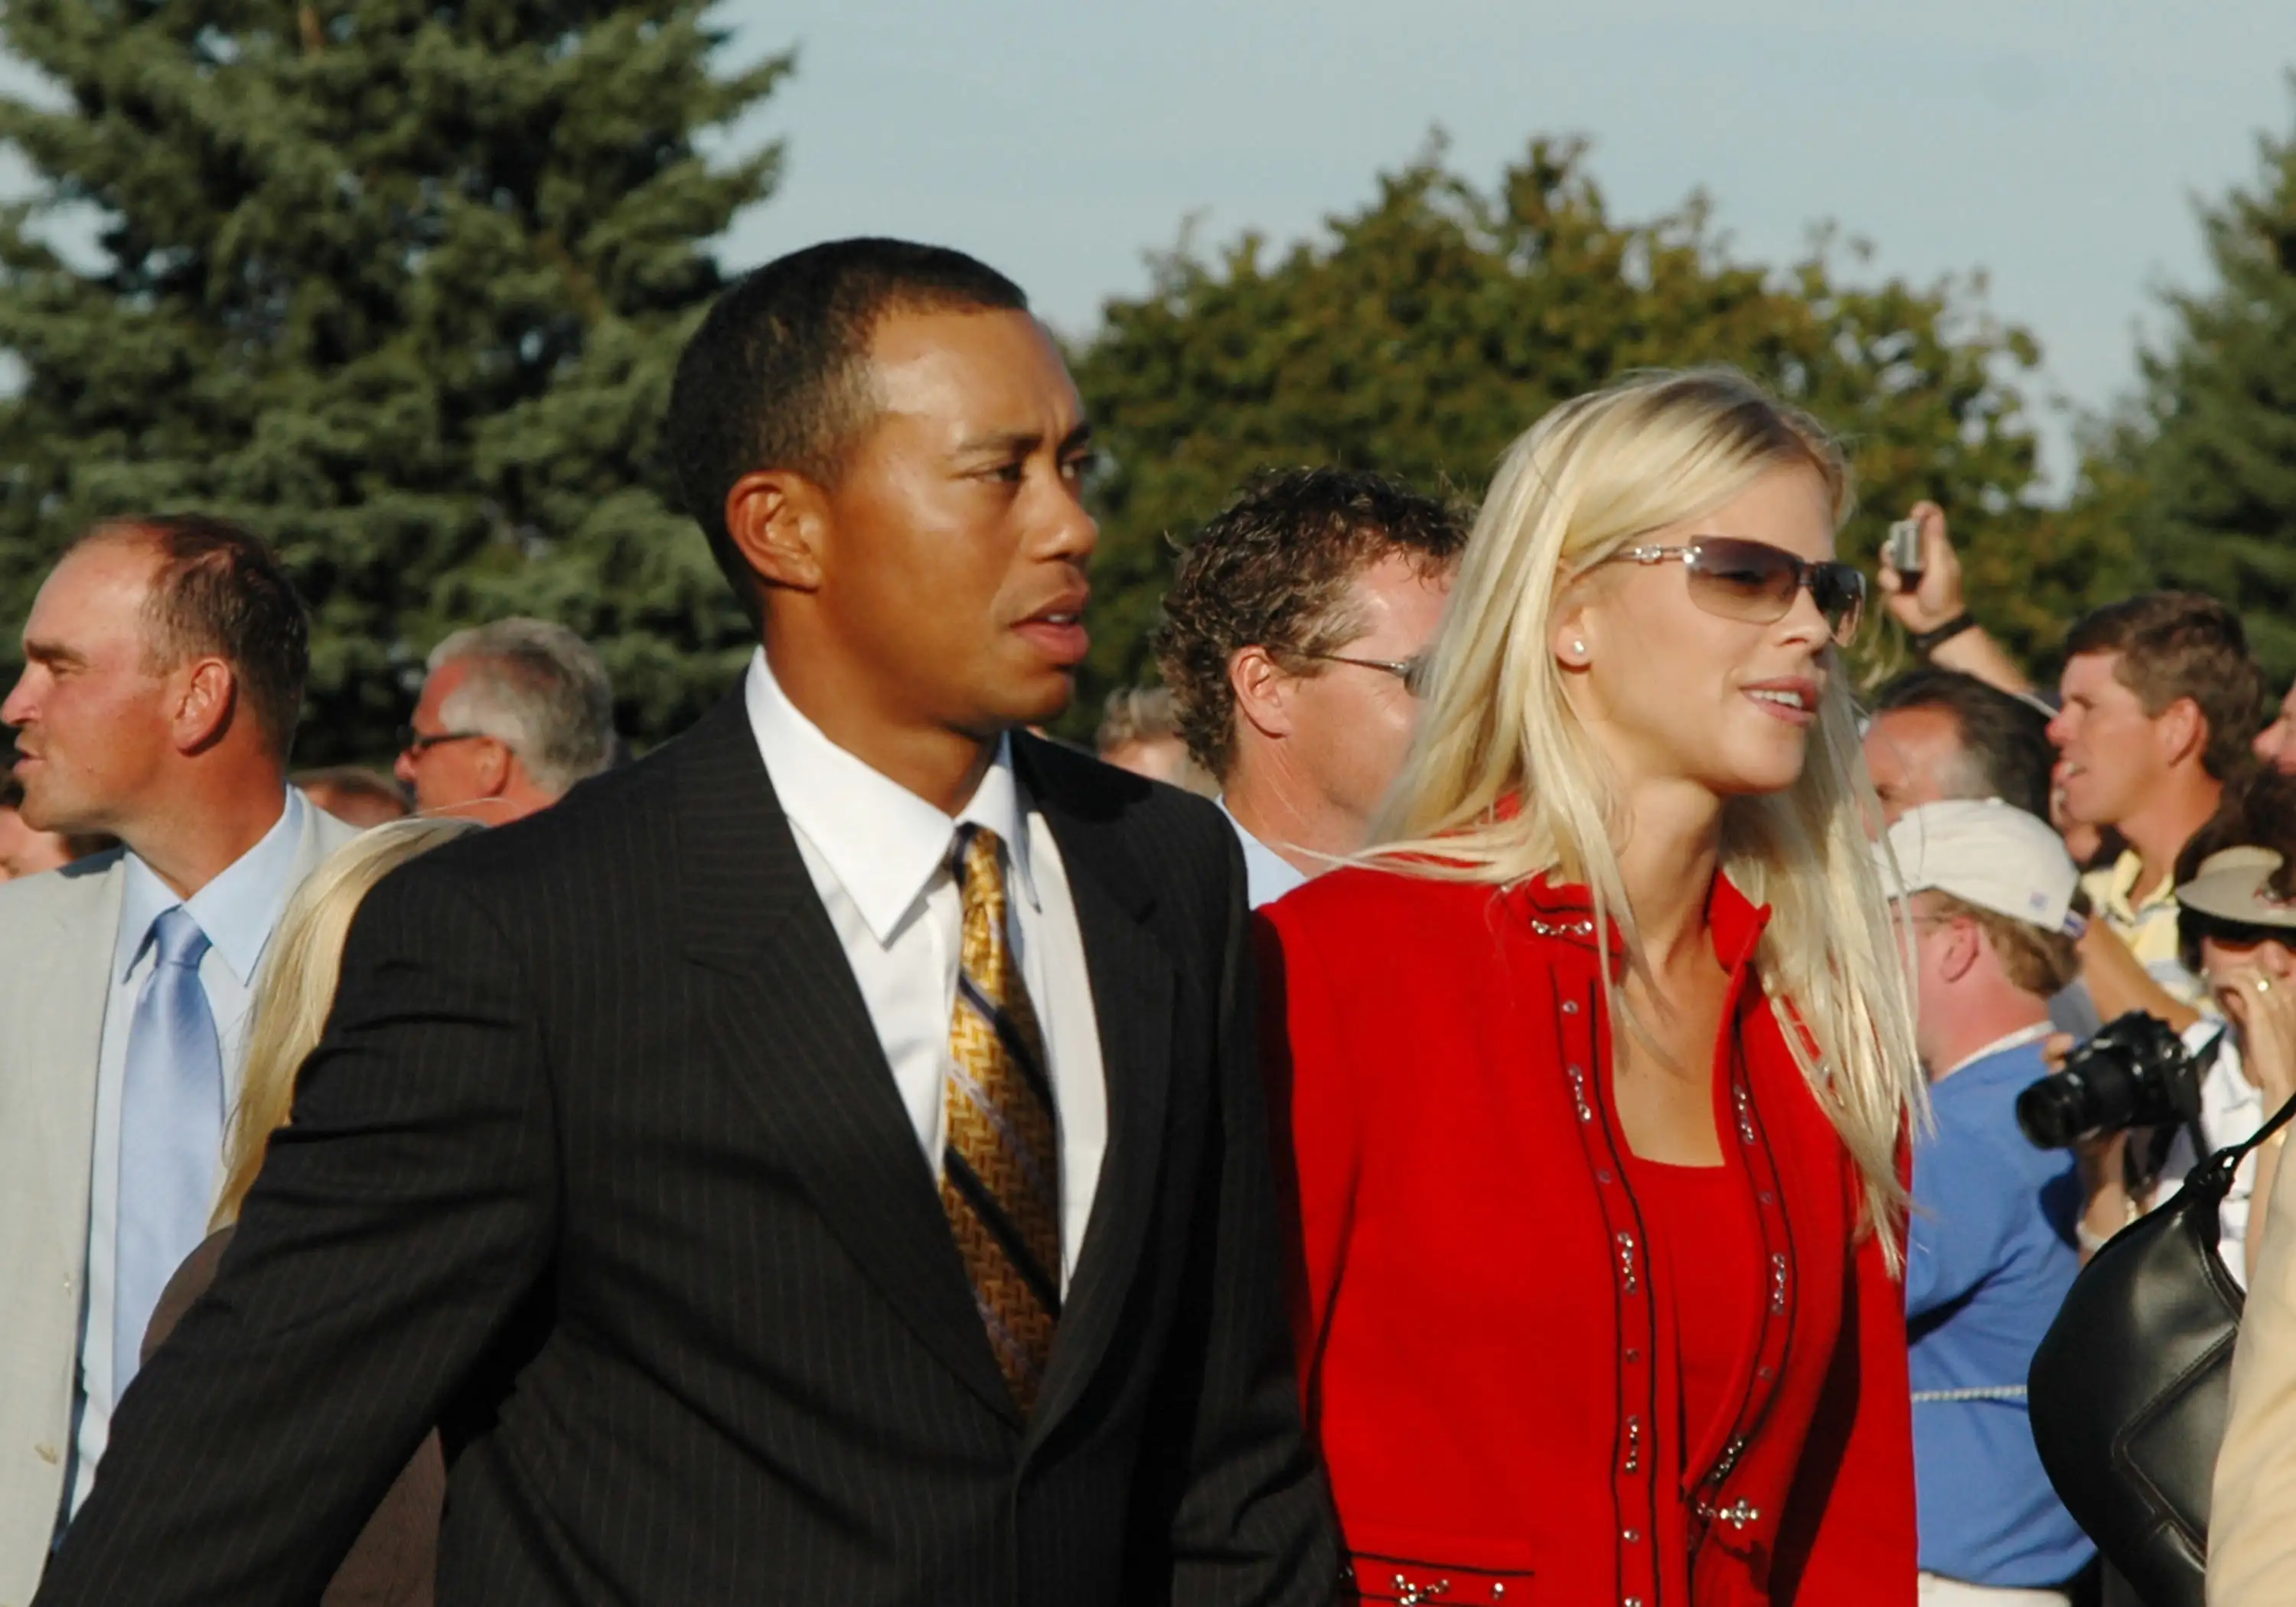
(2099, 88), (2296, 686)
(0, 1), (788, 759)
(1066, 137), (2070, 732)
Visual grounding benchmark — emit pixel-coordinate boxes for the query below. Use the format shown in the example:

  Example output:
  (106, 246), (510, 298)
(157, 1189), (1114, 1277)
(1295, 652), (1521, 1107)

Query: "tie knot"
(151, 905), (213, 971)
(953, 823), (1005, 888)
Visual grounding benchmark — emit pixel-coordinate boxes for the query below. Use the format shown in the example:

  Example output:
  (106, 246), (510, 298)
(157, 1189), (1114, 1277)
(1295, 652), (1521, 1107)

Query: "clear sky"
(700, 0), (2294, 494)
(4, 3), (2290, 494)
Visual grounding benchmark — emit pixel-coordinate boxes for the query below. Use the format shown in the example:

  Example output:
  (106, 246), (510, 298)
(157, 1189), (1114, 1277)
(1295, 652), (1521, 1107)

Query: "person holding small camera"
(1875, 502), (2037, 701)
(1880, 799), (2092, 1605)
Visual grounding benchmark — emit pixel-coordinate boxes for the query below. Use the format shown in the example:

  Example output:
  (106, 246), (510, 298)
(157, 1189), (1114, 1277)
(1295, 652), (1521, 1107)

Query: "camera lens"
(2017, 1075), (2092, 1150)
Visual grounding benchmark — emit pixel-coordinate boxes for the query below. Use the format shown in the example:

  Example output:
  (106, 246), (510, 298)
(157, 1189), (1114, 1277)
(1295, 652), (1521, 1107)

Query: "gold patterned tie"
(942, 824), (1062, 1413)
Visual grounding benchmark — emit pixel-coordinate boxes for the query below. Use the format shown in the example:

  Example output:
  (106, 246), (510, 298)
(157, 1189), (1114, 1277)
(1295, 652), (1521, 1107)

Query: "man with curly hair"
(1153, 468), (1465, 906)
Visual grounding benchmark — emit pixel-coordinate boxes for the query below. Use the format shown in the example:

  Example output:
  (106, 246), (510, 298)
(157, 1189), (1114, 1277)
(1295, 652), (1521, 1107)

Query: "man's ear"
(171, 657), (238, 755)
(469, 738), (512, 800)
(1230, 647), (1296, 742)
(725, 469), (830, 595)
(1937, 918), (1983, 986)
(2157, 696), (2207, 771)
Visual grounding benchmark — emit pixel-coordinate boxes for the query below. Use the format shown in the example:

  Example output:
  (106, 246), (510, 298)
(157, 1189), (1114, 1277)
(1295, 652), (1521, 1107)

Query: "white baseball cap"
(1876, 798), (2082, 936)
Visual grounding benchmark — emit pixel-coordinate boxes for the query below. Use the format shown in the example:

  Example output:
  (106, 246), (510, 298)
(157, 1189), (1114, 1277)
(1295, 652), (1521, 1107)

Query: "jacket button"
(1625, 1348), (1642, 1363)
(1563, 999), (1580, 1015)
(34, 1442), (58, 1465)
(1596, 1169), (1613, 1184)
(1623, 1528), (1641, 1543)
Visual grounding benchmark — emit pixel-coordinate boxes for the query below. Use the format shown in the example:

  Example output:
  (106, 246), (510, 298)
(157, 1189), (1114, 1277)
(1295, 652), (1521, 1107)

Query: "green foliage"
(2076, 84), (2296, 690)
(1066, 136), (2076, 734)
(0, 0), (787, 759)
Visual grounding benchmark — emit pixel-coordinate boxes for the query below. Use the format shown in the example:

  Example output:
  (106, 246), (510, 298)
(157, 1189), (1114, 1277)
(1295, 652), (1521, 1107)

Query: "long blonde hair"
(213, 816), (481, 1227)
(1373, 367), (1923, 1259)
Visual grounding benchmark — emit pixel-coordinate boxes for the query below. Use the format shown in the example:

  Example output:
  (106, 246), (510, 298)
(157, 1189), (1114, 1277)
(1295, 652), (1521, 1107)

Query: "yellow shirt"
(2081, 848), (2206, 1006)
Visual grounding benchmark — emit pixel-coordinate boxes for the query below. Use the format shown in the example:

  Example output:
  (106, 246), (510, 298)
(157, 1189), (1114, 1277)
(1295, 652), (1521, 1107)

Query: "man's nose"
(1042, 481), (1098, 565)
(393, 750), (418, 786)
(1, 670), (34, 729)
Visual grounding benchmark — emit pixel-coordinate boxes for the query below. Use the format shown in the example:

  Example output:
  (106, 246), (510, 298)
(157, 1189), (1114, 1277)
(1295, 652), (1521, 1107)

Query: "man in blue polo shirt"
(1882, 799), (2095, 1604)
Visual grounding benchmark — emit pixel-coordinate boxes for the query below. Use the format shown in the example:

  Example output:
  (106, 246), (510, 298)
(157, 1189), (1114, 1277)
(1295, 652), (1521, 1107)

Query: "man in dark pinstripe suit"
(38, 240), (1338, 1605)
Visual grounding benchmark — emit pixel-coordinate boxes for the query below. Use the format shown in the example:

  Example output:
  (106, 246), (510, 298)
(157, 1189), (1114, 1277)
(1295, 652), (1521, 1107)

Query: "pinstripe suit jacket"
(34, 693), (1336, 1606)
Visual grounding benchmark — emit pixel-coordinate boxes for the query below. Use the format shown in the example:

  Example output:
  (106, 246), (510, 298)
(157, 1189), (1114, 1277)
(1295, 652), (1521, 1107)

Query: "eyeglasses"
(1302, 651), (1433, 699)
(1607, 536), (1866, 647)
(398, 725), (491, 756)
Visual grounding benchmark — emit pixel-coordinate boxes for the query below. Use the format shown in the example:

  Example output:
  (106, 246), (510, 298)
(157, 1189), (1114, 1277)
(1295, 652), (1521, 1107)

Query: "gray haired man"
(394, 618), (616, 822)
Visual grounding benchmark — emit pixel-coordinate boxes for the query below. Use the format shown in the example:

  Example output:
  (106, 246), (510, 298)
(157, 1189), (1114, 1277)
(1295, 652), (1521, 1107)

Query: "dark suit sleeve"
(37, 862), (557, 1606)
(1137, 823), (1337, 1607)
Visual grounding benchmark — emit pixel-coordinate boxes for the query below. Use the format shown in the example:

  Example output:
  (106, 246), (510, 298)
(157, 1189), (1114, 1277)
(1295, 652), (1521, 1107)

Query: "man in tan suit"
(0, 517), (356, 1605)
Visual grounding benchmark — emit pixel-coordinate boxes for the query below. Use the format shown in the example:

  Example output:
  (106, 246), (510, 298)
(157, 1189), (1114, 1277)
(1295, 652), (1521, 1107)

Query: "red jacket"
(1257, 866), (1916, 1606)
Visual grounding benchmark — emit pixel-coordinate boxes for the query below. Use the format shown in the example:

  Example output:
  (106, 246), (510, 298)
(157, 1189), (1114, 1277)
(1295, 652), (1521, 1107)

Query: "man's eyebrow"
(954, 422), (1095, 458)
(21, 637), (83, 668)
(954, 428), (1039, 458)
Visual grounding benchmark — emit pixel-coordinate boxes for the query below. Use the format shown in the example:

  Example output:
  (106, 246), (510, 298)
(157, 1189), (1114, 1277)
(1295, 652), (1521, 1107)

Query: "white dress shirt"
(742, 650), (1107, 1287)
(1216, 799), (1308, 910)
(69, 787), (311, 1514)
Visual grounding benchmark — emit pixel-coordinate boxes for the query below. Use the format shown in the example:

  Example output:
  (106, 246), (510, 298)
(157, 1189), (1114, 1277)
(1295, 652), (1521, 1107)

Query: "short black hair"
(77, 515), (311, 763)
(1153, 468), (1469, 780)
(1870, 667), (2053, 820)
(666, 238), (1031, 627)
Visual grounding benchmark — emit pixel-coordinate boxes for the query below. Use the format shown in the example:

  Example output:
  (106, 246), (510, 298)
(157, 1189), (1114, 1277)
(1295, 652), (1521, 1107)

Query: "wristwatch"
(1909, 611), (1978, 656)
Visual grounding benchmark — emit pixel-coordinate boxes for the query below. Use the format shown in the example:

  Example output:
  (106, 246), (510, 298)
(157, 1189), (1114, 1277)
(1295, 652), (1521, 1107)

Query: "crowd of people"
(2, 234), (2294, 1606)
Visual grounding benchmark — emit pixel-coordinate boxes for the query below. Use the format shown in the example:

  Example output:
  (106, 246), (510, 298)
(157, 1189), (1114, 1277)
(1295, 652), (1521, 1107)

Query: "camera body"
(1885, 517), (1925, 580)
(2016, 1011), (2205, 1150)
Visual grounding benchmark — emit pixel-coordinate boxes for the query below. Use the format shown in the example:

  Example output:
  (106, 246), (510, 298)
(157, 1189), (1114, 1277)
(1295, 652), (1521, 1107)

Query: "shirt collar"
(113, 787), (308, 985)
(742, 648), (1035, 946)
(1215, 798), (1310, 904)
(1939, 1020), (2056, 1081)
(2103, 847), (2177, 920)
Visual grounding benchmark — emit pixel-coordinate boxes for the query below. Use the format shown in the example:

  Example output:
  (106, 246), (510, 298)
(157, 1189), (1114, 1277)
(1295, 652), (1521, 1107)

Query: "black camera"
(2015, 1012), (2207, 1150)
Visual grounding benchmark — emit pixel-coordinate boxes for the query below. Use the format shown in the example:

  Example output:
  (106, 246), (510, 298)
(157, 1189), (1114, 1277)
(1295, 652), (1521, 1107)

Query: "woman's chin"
(1709, 755), (1809, 799)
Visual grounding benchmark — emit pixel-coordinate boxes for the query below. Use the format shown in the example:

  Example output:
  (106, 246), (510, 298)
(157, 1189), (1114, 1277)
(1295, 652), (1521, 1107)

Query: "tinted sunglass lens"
(1814, 564), (1866, 644)
(1688, 539), (1799, 621)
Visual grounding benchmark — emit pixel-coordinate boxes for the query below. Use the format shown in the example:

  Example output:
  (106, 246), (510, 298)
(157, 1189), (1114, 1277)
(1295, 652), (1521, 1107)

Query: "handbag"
(2026, 1084), (2296, 1607)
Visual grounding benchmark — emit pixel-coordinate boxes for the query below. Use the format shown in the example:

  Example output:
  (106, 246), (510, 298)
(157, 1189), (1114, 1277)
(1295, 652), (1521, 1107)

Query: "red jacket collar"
(1507, 869), (1773, 972)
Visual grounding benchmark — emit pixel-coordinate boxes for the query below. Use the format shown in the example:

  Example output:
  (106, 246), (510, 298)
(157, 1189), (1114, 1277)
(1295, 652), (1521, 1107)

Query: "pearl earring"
(1570, 639), (1587, 657)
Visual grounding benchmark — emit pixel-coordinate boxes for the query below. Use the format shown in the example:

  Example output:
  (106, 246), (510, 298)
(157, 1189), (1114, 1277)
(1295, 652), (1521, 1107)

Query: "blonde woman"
(1258, 370), (1923, 1605)
(140, 817), (478, 1607)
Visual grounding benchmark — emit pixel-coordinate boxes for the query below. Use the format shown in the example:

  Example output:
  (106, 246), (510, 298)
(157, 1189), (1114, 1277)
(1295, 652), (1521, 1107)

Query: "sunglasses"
(398, 725), (491, 756)
(1608, 536), (1866, 646)
(1303, 650), (1433, 699)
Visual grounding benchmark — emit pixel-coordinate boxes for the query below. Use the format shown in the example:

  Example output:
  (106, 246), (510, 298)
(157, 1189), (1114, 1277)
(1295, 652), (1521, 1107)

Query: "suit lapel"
(37, 858), (126, 1269)
(1019, 742), (1175, 1443)
(671, 696), (1019, 1425)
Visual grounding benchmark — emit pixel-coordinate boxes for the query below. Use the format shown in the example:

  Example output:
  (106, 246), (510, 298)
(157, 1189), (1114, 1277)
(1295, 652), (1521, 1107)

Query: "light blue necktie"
(113, 905), (223, 1396)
